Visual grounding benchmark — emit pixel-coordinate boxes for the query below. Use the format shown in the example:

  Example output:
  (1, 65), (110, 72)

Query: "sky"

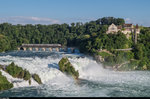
(0, 0), (150, 26)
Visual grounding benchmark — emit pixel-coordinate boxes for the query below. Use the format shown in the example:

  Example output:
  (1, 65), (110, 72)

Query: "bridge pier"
(56, 48), (59, 52)
(42, 48), (46, 51)
(29, 47), (32, 51)
(49, 48), (52, 52)
(23, 47), (27, 51)
(17, 47), (20, 51)
(35, 48), (39, 51)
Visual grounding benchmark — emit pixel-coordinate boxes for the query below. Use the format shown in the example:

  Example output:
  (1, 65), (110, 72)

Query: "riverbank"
(92, 49), (150, 71)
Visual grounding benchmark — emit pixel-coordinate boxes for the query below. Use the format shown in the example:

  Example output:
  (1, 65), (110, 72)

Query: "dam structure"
(17, 44), (79, 53)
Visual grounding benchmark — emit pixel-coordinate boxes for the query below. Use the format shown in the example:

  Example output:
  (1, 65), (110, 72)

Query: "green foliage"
(129, 60), (139, 69)
(29, 79), (31, 85)
(23, 70), (31, 81)
(1, 62), (42, 86)
(58, 57), (79, 79)
(0, 34), (10, 52)
(96, 17), (125, 25)
(138, 28), (150, 67)
(0, 71), (13, 91)
(118, 60), (139, 71)
(0, 17), (125, 53)
(103, 51), (135, 67)
(32, 74), (42, 84)
(96, 51), (112, 58)
(133, 44), (144, 60)
(137, 59), (147, 70)
(124, 51), (134, 60)
(5, 62), (31, 80)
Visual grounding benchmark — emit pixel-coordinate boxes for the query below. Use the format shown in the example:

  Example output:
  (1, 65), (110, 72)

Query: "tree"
(133, 44), (144, 60)
(96, 17), (125, 25)
(0, 34), (10, 52)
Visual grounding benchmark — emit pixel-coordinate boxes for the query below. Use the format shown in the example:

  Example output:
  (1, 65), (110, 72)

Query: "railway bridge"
(17, 44), (79, 53)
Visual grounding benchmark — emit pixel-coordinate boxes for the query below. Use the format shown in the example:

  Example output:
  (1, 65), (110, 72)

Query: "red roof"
(136, 24), (139, 29)
(117, 25), (122, 29)
(123, 24), (133, 27)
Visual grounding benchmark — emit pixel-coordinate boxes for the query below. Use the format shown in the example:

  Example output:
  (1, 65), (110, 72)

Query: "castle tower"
(133, 24), (139, 44)
(134, 29), (137, 44)
(131, 24), (138, 44)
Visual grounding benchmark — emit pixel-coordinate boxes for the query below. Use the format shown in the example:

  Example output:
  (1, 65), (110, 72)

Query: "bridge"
(17, 44), (79, 53)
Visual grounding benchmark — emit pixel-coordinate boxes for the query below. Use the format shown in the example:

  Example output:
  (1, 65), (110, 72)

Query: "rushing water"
(0, 51), (150, 97)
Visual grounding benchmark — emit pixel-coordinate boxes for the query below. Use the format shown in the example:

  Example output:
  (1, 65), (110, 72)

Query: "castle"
(106, 23), (140, 44)
(106, 23), (140, 34)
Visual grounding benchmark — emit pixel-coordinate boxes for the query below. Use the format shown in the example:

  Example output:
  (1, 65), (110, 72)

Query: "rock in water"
(94, 55), (105, 63)
(5, 62), (32, 80)
(0, 71), (13, 91)
(1, 62), (42, 86)
(32, 74), (42, 84)
(58, 57), (79, 80)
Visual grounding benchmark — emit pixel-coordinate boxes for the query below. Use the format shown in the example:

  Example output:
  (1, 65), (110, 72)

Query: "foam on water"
(0, 51), (150, 97)
(1, 53), (150, 87)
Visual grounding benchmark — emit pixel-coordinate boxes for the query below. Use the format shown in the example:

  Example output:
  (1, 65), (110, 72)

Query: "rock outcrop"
(0, 71), (13, 91)
(0, 62), (42, 91)
(58, 57), (79, 80)
(5, 62), (32, 81)
(94, 55), (105, 63)
(32, 74), (42, 84)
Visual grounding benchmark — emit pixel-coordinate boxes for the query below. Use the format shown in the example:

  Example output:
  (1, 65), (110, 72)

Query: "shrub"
(0, 71), (13, 91)
(23, 70), (31, 81)
(58, 57), (79, 79)
(32, 74), (42, 84)
(3, 62), (43, 85)
(5, 62), (23, 78)
(29, 79), (31, 85)
(5, 62), (31, 80)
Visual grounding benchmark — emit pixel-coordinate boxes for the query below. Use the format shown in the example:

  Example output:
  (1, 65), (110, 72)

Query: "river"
(0, 51), (150, 97)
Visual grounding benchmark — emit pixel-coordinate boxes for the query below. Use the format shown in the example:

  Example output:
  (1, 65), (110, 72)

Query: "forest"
(0, 17), (150, 70)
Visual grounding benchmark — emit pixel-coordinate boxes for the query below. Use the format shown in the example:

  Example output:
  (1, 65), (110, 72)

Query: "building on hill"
(106, 23), (118, 34)
(106, 23), (140, 44)
(106, 23), (140, 35)
(122, 24), (134, 34)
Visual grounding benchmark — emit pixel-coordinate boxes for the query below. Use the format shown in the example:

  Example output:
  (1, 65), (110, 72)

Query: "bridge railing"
(21, 44), (62, 47)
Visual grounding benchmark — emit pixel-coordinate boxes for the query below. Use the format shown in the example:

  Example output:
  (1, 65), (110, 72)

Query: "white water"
(0, 51), (150, 97)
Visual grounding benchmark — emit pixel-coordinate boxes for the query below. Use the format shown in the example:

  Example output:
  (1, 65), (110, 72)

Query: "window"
(112, 27), (115, 30)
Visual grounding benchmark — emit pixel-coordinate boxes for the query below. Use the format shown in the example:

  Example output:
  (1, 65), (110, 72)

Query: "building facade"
(106, 23), (140, 35)
(106, 23), (140, 44)
(106, 23), (118, 34)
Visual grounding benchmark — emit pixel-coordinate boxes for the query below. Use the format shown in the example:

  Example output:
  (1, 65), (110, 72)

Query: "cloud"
(0, 16), (61, 25)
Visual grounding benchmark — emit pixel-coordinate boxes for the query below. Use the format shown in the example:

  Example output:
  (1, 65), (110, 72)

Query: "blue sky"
(0, 0), (150, 26)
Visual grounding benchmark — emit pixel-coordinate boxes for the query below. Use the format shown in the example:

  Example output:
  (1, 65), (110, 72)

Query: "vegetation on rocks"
(58, 57), (79, 79)
(5, 62), (31, 80)
(3, 62), (42, 84)
(32, 74), (42, 84)
(0, 71), (13, 91)
(29, 79), (31, 85)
